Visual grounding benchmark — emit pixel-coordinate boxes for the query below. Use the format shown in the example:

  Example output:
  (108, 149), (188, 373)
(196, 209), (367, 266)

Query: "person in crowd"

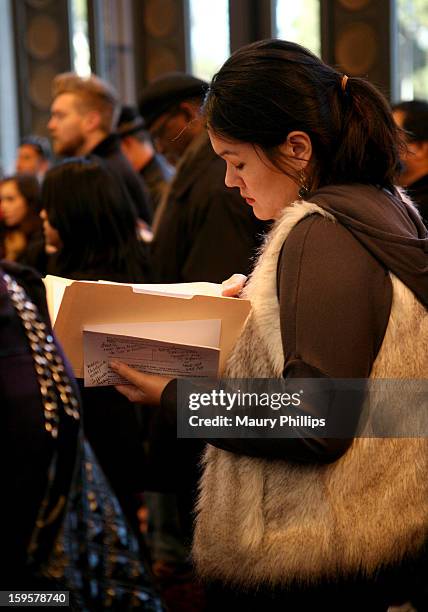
(392, 99), (428, 226)
(0, 260), (163, 609)
(40, 158), (150, 533)
(111, 40), (428, 611)
(48, 72), (152, 224)
(0, 174), (43, 266)
(15, 135), (51, 180)
(117, 105), (174, 214)
(139, 72), (267, 283)
(137, 72), (268, 603)
(41, 157), (149, 282)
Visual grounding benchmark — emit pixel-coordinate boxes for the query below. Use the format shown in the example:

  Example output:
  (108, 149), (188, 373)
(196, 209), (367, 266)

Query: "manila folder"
(52, 281), (251, 378)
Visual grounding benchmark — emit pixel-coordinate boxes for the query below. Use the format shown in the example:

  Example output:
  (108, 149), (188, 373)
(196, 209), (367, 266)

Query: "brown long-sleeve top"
(208, 213), (392, 462)
(159, 213), (393, 464)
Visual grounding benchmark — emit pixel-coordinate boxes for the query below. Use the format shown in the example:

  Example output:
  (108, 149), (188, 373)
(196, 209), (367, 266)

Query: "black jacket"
(90, 134), (153, 224)
(151, 133), (267, 283)
(140, 152), (174, 214)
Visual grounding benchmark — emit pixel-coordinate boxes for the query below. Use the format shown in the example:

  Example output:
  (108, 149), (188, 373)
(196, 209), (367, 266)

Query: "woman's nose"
(225, 164), (240, 189)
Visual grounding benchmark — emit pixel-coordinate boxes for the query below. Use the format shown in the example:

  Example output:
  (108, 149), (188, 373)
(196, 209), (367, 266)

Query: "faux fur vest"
(193, 200), (428, 588)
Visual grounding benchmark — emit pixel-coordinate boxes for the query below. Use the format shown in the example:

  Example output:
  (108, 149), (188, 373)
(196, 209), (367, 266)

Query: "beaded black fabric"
(4, 273), (163, 611)
(4, 272), (79, 438)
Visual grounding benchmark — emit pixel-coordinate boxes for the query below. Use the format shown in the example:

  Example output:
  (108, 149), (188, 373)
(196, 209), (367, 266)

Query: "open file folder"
(43, 276), (251, 383)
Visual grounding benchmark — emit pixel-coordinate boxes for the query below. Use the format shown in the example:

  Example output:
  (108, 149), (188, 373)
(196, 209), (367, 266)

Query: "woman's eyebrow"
(217, 149), (240, 157)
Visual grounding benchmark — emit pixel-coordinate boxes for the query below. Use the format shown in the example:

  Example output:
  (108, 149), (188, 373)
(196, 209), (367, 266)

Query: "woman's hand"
(221, 273), (247, 297)
(110, 359), (172, 405)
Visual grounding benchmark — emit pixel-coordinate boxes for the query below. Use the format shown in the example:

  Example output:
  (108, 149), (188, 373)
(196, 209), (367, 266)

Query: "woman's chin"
(252, 206), (274, 222)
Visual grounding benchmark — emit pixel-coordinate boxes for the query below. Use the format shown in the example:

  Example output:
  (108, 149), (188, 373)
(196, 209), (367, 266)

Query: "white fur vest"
(193, 200), (428, 588)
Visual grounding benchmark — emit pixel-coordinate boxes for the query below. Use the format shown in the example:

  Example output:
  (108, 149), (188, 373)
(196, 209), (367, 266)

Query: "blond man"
(48, 72), (152, 223)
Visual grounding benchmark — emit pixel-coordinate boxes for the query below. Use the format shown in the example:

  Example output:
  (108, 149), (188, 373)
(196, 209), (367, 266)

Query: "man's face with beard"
(48, 93), (86, 156)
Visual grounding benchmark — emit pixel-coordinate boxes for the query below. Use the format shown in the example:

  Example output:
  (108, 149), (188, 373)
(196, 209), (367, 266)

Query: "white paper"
(130, 281), (224, 298)
(84, 319), (221, 347)
(83, 320), (221, 387)
(43, 275), (75, 324)
(96, 280), (224, 298)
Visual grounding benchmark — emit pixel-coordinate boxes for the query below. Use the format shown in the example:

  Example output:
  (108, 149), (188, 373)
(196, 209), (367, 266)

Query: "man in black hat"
(117, 106), (174, 213)
(139, 72), (266, 284)
(138, 73), (267, 599)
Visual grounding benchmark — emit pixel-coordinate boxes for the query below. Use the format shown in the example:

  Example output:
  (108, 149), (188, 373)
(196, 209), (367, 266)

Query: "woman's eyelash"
(235, 163), (245, 170)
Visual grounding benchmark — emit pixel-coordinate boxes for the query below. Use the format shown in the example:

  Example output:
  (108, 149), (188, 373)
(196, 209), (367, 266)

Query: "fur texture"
(193, 200), (428, 587)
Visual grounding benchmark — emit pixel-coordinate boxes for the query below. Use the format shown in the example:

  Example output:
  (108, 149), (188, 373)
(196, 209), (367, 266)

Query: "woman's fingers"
(221, 273), (247, 297)
(110, 359), (172, 405)
(110, 359), (149, 386)
(114, 384), (146, 403)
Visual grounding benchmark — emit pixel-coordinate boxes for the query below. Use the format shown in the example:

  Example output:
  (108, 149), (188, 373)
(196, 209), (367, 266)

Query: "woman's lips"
(241, 191), (255, 204)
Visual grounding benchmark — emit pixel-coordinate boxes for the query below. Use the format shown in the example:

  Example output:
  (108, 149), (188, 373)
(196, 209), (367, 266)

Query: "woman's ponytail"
(324, 76), (403, 190)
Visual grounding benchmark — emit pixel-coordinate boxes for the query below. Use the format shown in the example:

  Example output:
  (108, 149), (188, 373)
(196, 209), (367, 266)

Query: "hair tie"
(341, 74), (349, 92)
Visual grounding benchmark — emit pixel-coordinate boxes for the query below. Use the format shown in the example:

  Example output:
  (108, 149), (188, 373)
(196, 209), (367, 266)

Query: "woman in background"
(41, 158), (151, 536)
(0, 174), (42, 266)
(41, 158), (150, 282)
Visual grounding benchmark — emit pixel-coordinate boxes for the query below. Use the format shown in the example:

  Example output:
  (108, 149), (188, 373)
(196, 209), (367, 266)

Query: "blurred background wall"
(1, 0), (427, 173)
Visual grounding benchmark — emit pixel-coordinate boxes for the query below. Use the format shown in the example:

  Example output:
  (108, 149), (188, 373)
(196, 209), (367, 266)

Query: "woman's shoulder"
(1, 259), (43, 284)
(0, 260), (49, 321)
(280, 211), (371, 266)
(278, 211), (391, 314)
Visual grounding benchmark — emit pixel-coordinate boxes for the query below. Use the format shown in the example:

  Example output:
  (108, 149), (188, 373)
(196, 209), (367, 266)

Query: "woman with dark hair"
(0, 174), (43, 265)
(111, 40), (428, 610)
(40, 158), (151, 538)
(41, 157), (150, 282)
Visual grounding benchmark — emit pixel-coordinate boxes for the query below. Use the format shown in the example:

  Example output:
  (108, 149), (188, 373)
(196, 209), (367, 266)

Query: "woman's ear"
(281, 131), (312, 169)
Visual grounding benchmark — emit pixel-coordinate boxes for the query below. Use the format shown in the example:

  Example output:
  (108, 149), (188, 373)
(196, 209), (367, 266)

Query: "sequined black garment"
(2, 265), (163, 610)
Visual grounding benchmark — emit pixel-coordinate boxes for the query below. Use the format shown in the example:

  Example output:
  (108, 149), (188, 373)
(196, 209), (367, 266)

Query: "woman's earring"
(298, 169), (309, 199)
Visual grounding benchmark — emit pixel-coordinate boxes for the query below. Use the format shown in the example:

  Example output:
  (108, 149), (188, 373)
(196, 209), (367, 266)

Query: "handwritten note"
(83, 320), (221, 387)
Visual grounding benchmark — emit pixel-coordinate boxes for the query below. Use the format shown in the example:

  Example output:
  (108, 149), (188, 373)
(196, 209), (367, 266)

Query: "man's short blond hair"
(52, 72), (120, 133)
